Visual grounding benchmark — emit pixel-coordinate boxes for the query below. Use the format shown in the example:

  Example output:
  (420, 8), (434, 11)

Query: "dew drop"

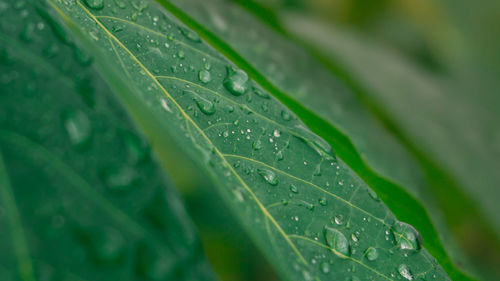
(100, 166), (138, 191)
(223, 66), (249, 96)
(63, 110), (91, 148)
(77, 227), (126, 265)
(194, 96), (216, 115)
(364, 247), (378, 261)
(198, 69), (211, 83)
(334, 215), (344, 225)
(257, 168), (278, 186)
(324, 226), (350, 258)
(398, 264), (413, 280)
(253, 87), (270, 99)
(318, 197), (327, 206)
(289, 184), (298, 193)
(178, 26), (201, 42)
(84, 0), (104, 10)
(281, 110), (291, 121)
(391, 221), (422, 251)
(252, 140), (262, 150)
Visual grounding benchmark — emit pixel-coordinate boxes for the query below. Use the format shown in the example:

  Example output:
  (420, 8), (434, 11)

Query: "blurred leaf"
(44, 0), (465, 279)
(0, 2), (216, 280)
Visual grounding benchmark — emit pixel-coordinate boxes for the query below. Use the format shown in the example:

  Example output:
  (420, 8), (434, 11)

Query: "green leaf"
(0, 2), (216, 280)
(152, 0), (476, 279)
(44, 0), (457, 280)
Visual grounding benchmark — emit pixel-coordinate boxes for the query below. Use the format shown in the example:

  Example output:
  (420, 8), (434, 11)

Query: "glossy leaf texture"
(154, 0), (475, 279)
(0, 1), (216, 280)
(46, 0), (452, 280)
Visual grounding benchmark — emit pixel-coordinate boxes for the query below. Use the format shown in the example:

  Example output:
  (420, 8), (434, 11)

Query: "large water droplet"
(223, 66), (249, 96)
(398, 264), (413, 280)
(253, 87), (270, 99)
(178, 26), (201, 42)
(63, 110), (91, 148)
(364, 247), (378, 261)
(391, 221), (422, 251)
(84, 0), (104, 10)
(257, 168), (278, 186)
(194, 96), (216, 115)
(324, 226), (350, 258)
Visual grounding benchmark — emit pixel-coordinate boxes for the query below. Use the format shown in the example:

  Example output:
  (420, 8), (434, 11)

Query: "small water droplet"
(318, 197), (327, 206)
(289, 184), (298, 193)
(334, 215), (344, 225)
(364, 247), (378, 261)
(368, 189), (380, 201)
(324, 226), (350, 258)
(198, 69), (211, 83)
(257, 168), (278, 186)
(252, 140), (262, 150)
(84, 0), (104, 10)
(398, 264), (413, 280)
(63, 110), (91, 148)
(223, 66), (249, 96)
(391, 221), (422, 251)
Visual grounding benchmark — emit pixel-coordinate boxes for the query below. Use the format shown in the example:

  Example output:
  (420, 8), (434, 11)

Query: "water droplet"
(177, 50), (185, 59)
(391, 221), (422, 251)
(84, 0), (104, 10)
(257, 168), (278, 186)
(320, 262), (330, 274)
(273, 129), (281, 137)
(194, 96), (216, 115)
(198, 69), (211, 83)
(178, 26), (201, 42)
(253, 87), (270, 99)
(368, 189), (380, 201)
(223, 66), (249, 96)
(252, 140), (262, 150)
(63, 110), (91, 148)
(289, 184), (298, 193)
(334, 215), (344, 225)
(364, 247), (378, 261)
(318, 197), (327, 206)
(398, 264), (413, 280)
(324, 226), (350, 258)
(281, 110), (291, 121)
(100, 166), (138, 191)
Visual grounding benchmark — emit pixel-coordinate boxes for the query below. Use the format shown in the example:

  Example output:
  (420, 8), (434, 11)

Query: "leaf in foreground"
(46, 0), (452, 280)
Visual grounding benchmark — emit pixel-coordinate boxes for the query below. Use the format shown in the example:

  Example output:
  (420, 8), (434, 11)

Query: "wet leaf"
(42, 0), (456, 280)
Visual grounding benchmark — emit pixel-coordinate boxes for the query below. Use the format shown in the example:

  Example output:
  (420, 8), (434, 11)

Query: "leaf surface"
(45, 0), (454, 280)
(154, 0), (476, 279)
(0, 2), (216, 280)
